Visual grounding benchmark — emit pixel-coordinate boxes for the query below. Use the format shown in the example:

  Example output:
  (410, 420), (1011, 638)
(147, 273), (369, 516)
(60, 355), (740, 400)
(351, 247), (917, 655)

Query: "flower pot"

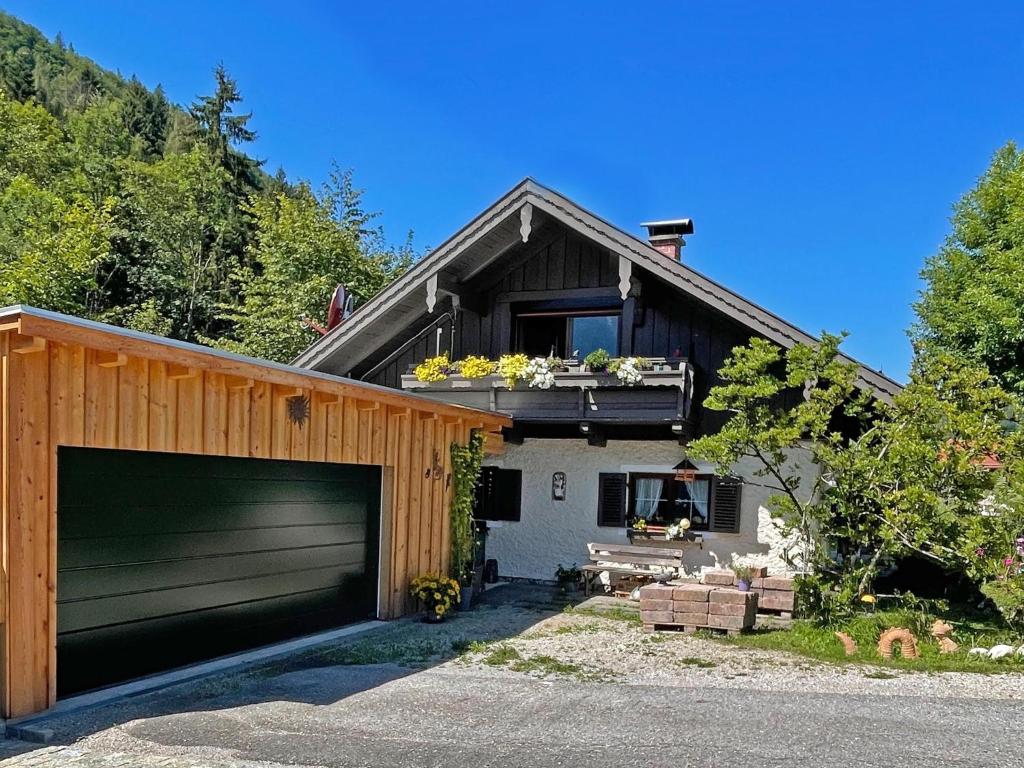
(422, 611), (445, 624)
(460, 586), (473, 611)
(736, 579), (751, 592)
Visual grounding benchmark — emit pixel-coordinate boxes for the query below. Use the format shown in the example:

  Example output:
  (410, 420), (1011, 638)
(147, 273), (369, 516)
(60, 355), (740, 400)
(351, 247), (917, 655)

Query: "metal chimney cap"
(640, 218), (694, 238)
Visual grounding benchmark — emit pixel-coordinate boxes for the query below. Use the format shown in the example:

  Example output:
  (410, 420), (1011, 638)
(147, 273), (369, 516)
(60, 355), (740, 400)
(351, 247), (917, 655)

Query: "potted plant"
(555, 563), (582, 593)
(583, 348), (610, 373)
(733, 564), (754, 592)
(459, 564), (475, 611)
(410, 574), (461, 622)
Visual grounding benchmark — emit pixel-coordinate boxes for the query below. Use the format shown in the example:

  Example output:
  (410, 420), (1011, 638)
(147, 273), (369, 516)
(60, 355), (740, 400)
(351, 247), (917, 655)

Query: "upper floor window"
(515, 309), (619, 359)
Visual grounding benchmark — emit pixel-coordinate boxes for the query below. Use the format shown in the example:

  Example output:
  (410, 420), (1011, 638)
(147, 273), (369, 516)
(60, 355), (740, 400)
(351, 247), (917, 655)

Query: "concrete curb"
(5, 620), (384, 741)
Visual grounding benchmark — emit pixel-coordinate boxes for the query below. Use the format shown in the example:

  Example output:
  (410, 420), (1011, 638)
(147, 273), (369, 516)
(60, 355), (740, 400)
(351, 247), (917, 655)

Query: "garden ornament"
(988, 644), (1014, 660)
(834, 631), (858, 656)
(877, 627), (919, 660)
(929, 619), (958, 654)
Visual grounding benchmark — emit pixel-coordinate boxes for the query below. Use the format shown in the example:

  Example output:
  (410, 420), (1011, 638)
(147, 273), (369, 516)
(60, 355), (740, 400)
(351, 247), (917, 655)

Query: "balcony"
(400, 360), (694, 427)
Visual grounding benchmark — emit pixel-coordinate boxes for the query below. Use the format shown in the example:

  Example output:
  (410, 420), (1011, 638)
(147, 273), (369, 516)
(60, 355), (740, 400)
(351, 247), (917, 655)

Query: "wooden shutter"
(474, 467), (522, 522)
(597, 473), (627, 527)
(494, 469), (522, 521)
(709, 476), (742, 533)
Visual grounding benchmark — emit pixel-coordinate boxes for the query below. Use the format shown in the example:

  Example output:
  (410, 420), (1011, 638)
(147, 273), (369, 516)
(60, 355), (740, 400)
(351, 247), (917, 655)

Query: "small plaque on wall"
(552, 472), (566, 501)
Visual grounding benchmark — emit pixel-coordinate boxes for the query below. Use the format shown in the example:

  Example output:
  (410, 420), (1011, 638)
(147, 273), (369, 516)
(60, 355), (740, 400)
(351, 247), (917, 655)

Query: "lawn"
(719, 608), (1024, 673)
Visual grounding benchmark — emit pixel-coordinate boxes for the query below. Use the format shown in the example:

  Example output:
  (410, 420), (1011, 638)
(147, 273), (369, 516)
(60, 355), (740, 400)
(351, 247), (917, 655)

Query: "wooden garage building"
(0, 306), (509, 718)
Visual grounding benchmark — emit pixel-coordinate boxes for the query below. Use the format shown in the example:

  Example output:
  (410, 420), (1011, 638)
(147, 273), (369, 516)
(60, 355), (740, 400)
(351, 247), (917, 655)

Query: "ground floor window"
(628, 472), (711, 530)
(596, 471), (741, 533)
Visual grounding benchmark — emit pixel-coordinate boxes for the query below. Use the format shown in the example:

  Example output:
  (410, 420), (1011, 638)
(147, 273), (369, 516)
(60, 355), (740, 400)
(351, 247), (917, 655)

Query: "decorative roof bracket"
(519, 202), (533, 243)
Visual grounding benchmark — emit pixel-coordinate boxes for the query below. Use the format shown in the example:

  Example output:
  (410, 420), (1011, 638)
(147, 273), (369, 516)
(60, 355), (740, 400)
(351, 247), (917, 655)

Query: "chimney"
(641, 218), (694, 261)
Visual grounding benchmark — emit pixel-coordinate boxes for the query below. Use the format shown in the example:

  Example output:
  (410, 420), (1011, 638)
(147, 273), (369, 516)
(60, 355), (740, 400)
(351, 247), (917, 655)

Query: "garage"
(57, 448), (381, 695)
(0, 306), (510, 718)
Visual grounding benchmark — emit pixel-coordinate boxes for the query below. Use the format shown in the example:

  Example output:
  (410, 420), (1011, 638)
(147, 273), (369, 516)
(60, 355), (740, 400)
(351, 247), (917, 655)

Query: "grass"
(471, 640), (607, 681)
(317, 638), (445, 666)
(719, 609), (1024, 674)
(482, 645), (522, 666)
(563, 605), (642, 625)
(509, 654), (586, 676)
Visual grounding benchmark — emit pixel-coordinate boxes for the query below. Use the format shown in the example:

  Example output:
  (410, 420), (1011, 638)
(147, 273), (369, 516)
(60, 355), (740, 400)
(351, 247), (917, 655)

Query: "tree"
(116, 146), (232, 340)
(0, 176), (109, 313)
(688, 333), (1021, 621)
(122, 77), (169, 160)
(66, 98), (131, 204)
(218, 171), (412, 362)
(0, 91), (68, 187)
(189, 65), (260, 188)
(914, 142), (1024, 398)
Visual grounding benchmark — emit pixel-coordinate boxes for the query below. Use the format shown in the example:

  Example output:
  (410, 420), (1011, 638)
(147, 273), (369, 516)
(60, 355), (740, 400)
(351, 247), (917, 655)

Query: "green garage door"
(56, 447), (381, 696)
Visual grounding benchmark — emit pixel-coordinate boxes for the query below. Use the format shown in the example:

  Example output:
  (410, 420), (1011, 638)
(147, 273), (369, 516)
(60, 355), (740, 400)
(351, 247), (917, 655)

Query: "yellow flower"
(415, 355), (451, 383)
(860, 594), (876, 604)
(433, 592), (441, 600)
(457, 355), (496, 379)
(434, 605), (444, 615)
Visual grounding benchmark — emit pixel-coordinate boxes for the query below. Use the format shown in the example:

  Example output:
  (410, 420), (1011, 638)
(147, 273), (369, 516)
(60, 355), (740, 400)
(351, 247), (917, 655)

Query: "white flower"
(614, 357), (644, 386)
(525, 357), (555, 389)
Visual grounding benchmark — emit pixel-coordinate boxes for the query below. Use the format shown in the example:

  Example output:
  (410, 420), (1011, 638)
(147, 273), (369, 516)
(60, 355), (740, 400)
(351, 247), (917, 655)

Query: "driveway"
(1, 585), (1021, 768)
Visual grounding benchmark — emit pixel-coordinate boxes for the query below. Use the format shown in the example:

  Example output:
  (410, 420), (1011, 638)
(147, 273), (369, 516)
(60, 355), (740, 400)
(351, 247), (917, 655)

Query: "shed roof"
(0, 305), (511, 429)
(293, 178), (903, 402)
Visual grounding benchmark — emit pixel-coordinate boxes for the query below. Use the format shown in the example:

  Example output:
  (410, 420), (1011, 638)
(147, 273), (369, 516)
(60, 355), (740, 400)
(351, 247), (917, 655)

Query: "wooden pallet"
(757, 608), (793, 619)
(642, 623), (743, 636)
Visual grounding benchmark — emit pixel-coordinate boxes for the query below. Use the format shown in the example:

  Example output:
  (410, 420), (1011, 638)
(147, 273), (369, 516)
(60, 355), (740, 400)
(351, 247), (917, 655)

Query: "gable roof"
(293, 178), (903, 402)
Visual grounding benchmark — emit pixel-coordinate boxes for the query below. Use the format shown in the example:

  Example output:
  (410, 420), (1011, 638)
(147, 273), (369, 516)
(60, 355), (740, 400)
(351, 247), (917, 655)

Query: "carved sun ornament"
(286, 395), (311, 426)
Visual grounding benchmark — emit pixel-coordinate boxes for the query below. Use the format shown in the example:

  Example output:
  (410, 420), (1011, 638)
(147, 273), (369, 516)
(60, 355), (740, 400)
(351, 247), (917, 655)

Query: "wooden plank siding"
(0, 310), (508, 718)
(357, 220), (758, 436)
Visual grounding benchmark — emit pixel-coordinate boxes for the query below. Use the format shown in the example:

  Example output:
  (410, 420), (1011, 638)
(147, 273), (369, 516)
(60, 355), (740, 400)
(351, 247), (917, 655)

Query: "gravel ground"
(2, 583), (1022, 767)
(456, 604), (1024, 700)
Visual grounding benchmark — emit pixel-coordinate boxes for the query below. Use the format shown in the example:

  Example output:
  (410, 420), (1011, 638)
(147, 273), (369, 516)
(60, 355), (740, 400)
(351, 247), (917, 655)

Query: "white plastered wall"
(483, 439), (815, 581)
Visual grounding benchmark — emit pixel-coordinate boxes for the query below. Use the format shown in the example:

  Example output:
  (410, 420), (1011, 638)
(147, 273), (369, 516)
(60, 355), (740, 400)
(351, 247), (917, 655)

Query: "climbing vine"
(450, 430), (485, 582)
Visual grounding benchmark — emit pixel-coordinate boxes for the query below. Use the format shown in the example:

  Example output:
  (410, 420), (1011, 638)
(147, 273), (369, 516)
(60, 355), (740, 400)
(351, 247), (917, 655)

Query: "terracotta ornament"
(877, 627), (919, 660)
(930, 620), (958, 654)
(834, 631), (858, 656)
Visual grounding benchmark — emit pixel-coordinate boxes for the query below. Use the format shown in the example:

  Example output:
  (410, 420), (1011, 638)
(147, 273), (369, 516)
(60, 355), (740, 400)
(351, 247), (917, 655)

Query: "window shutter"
(597, 473), (627, 527)
(709, 476), (742, 533)
(494, 469), (522, 522)
(474, 467), (522, 522)
(473, 466), (497, 520)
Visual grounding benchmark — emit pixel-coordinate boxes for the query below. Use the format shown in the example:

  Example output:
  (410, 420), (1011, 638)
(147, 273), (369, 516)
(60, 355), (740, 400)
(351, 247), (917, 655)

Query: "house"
(295, 179), (901, 583)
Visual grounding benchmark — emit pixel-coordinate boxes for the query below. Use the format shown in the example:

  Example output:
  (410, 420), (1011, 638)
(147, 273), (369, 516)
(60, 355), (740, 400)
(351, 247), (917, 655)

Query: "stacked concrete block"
(755, 576), (796, 615)
(639, 583), (758, 634)
(637, 583), (675, 625)
(707, 589), (759, 630)
(702, 570), (736, 587)
(701, 569), (796, 617)
(672, 583), (715, 626)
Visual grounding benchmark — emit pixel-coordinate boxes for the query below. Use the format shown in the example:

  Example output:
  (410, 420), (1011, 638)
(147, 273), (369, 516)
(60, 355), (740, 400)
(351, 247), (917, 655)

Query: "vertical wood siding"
(357, 221), (761, 436)
(1, 329), (503, 718)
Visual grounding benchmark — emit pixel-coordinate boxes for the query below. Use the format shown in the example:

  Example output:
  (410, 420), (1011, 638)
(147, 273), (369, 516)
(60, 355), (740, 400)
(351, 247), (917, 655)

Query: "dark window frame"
(593, 472), (743, 534)
(627, 472), (713, 531)
(512, 301), (622, 359)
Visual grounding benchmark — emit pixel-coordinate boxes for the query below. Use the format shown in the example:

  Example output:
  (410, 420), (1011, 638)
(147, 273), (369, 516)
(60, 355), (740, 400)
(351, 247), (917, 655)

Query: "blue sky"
(6, 1), (1023, 379)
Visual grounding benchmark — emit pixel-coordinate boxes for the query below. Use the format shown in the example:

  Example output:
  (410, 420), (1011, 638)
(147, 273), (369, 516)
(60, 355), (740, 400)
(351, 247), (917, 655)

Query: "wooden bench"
(582, 543), (686, 596)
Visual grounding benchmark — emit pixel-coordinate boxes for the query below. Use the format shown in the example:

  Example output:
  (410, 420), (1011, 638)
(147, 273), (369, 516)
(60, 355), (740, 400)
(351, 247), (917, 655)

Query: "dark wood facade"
(353, 222), (757, 437)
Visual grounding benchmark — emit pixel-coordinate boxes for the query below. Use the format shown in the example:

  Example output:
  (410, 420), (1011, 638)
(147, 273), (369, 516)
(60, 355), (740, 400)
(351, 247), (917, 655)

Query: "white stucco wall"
(483, 439), (816, 581)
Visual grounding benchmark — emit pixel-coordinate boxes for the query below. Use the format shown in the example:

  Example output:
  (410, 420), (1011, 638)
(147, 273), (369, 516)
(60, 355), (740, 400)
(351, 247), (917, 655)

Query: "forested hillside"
(0, 11), (412, 361)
